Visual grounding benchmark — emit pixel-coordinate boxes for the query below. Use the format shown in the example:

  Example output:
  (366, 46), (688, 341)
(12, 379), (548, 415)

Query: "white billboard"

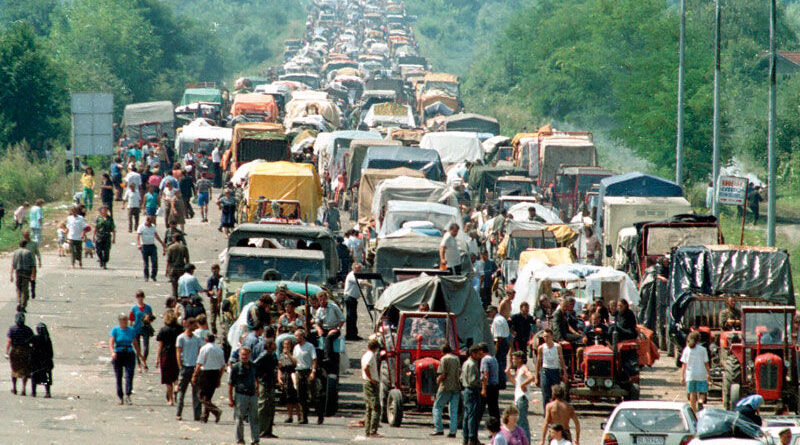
(71, 93), (114, 156)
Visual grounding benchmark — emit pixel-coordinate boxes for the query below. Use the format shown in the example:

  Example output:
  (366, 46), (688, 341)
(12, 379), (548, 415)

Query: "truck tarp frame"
(668, 245), (794, 333)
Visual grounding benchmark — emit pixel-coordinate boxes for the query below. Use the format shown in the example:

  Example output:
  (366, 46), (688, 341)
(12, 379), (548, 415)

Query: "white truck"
(599, 196), (692, 266)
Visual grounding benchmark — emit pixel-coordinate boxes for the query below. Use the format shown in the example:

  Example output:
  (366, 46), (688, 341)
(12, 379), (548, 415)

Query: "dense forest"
(0, 0), (305, 151)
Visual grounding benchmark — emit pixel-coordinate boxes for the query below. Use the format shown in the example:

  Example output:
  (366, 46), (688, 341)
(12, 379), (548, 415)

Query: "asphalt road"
(0, 200), (690, 445)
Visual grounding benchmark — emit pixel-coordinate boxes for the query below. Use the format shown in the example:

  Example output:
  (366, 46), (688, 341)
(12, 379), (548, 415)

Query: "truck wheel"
(387, 389), (403, 427)
(626, 383), (640, 401)
(730, 383), (741, 410)
(722, 354), (742, 410)
(324, 374), (339, 416)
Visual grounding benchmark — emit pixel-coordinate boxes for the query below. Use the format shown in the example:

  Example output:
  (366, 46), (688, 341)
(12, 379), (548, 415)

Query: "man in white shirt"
(439, 223), (461, 274)
(211, 145), (222, 188)
(65, 208), (87, 268)
(360, 339), (382, 437)
(292, 329), (318, 424)
(124, 167), (142, 194)
(123, 183), (142, 232)
(344, 230), (363, 263)
(176, 318), (203, 421)
(488, 305), (511, 388)
(192, 334), (225, 422)
(136, 216), (165, 281)
(343, 263), (370, 341)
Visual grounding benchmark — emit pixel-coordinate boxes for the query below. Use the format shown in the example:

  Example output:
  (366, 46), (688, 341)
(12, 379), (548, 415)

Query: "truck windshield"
(556, 175), (575, 194)
(226, 256), (325, 284)
(400, 317), (456, 350)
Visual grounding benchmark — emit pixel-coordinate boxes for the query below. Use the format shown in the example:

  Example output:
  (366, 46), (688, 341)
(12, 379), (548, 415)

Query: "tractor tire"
(324, 374), (339, 416)
(626, 383), (641, 401)
(722, 354), (742, 410)
(387, 389), (403, 427)
(730, 383), (742, 411)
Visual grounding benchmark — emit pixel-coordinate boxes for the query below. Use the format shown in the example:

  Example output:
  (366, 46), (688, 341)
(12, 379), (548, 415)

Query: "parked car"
(602, 401), (697, 445)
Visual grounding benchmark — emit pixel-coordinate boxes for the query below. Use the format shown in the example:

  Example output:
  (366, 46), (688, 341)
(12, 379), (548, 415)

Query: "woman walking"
(278, 337), (300, 422)
(217, 189), (237, 235)
(680, 331), (710, 412)
(6, 312), (34, 395)
(81, 167), (96, 211)
(94, 206), (116, 269)
(170, 191), (187, 232)
(109, 313), (139, 404)
(31, 323), (54, 398)
(100, 173), (114, 217)
(507, 351), (534, 442)
(156, 309), (182, 405)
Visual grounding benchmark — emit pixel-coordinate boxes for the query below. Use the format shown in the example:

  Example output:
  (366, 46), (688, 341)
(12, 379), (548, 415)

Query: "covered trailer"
(442, 113), (500, 135)
(598, 196), (692, 266)
(357, 168), (425, 226)
(534, 133), (596, 186)
(121, 101), (175, 142)
(418, 131), (483, 165)
(347, 139), (402, 188)
(243, 161), (322, 223)
(361, 145), (446, 182)
(175, 119), (233, 156)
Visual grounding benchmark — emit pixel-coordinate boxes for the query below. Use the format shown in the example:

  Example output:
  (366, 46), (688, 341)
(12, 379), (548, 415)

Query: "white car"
(601, 401), (697, 445)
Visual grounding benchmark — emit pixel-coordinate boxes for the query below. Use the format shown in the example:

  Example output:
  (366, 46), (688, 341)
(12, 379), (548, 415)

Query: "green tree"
(0, 22), (66, 150)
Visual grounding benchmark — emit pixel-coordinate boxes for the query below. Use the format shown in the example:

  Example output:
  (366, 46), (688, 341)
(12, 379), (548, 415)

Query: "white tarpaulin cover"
(371, 176), (457, 223)
(362, 103), (415, 128)
(512, 263), (640, 313)
(419, 131), (483, 164)
(482, 135), (511, 154)
(507, 202), (563, 224)
(176, 119), (232, 154)
(230, 159), (266, 186)
(378, 200), (460, 238)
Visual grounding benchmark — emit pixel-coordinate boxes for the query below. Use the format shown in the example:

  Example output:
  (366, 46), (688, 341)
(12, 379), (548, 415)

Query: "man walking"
(28, 199), (43, 266)
(176, 317), (203, 421)
(292, 329), (318, 425)
(431, 344), (460, 438)
(461, 345), (483, 445)
(255, 339), (278, 439)
(535, 329), (567, 411)
(540, 384), (581, 445)
(123, 183), (142, 232)
(361, 339), (382, 438)
(510, 302), (534, 355)
(137, 216), (164, 282)
(166, 233), (190, 299)
(206, 264), (223, 335)
(66, 207), (87, 268)
(343, 263), (369, 340)
(11, 240), (36, 313)
(479, 342), (500, 420)
(439, 223), (462, 274)
(192, 333), (224, 423)
(488, 305), (510, 389)
(178, 264), (204, 299)
(229, 346), (259, 445)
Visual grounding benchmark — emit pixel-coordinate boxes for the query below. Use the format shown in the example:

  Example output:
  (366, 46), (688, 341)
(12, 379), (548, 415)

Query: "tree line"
(0, 0), (305, 152)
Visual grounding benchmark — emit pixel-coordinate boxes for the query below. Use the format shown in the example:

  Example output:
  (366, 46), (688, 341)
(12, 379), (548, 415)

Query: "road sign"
(71, 93), (114, 156)
(716, 175), (748, 206)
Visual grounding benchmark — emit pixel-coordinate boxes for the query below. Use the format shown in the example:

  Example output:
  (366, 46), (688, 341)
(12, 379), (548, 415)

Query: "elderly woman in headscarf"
(31, 323), (54, 398)
(6, 312), (34, 395)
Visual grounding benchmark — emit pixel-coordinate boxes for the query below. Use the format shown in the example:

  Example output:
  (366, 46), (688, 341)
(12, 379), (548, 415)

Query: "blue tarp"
(361, 146), (445, 181)
(599, 172), (683, 202)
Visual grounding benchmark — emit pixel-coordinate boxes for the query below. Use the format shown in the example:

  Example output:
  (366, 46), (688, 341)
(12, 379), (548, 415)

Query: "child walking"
(680, 331), (710, 412)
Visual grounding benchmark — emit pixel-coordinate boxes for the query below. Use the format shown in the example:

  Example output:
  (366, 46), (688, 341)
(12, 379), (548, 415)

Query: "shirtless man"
(540, 384), (580, 445)
(498, 286), (514, 319)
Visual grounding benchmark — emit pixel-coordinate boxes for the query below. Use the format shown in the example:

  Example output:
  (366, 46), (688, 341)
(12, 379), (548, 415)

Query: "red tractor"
(724, 305), (799, 411)
(565, 333), (641, 402)
(377, 311), (462, 426)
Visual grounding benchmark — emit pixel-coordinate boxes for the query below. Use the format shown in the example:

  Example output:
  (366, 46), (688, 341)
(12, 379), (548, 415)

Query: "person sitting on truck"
(527, 206), (546, 224)
(575, 312), (610, 370)
(612, 299), (638, 342)
(718, 297), (741, 331)
(551, 298), (582, 344)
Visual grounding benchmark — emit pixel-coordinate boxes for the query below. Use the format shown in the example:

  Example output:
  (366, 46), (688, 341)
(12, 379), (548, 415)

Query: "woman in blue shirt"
(129, 291), (154, 372)
(109, 313), (139, 404)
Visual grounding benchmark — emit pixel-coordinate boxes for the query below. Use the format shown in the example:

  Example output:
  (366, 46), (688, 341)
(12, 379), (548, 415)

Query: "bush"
(0, 142), (69, 205)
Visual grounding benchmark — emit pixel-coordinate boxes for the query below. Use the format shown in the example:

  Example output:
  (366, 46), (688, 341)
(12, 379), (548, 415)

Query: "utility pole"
(712, 0), (722, 217)
(675, 0), (686, 186)
(767, 0), (777, 246)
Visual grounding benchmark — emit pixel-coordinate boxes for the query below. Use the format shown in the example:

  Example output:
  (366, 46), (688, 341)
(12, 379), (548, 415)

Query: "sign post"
(71, 93), (114, 197)
(716, 175), (749, 245)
